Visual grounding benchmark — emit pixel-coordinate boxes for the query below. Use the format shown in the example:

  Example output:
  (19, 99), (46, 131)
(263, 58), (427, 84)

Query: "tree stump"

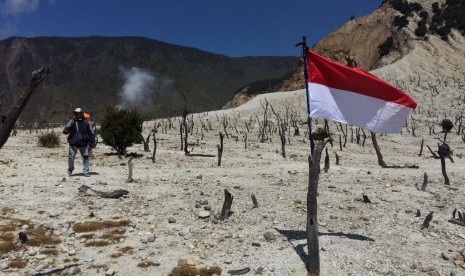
(251, 194), (259, 208)
(217, 132), (224, 167)
(420, 172), (428, 191)
(438, 143), (450, 185)
(126, 157), (134, 183)
(324, 148), (330, 173)
(220, 189), (233, 220)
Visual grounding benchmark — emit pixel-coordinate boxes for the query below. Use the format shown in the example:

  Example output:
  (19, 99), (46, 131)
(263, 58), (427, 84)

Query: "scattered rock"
(197, 211), (211, 219)
(69, 266), (81, 274)
(84, 257), (94, 263)
(27, 249), (37, 256)
(264, 231), (277, 242)
(168, 217), (177, 223)
(178, 257), (197, 266)
(147, 234), (156, 243)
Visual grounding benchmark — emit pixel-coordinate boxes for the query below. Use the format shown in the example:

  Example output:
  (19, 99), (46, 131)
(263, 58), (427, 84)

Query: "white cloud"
(3, 0), (40, 15)
(0, 0), (57, 38)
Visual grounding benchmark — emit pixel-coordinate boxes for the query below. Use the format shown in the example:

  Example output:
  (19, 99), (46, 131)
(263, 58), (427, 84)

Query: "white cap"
(74, 108), (82, 113)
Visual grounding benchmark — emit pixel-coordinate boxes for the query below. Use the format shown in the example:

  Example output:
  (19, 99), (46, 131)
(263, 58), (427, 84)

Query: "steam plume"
(117, 67), (155, 110)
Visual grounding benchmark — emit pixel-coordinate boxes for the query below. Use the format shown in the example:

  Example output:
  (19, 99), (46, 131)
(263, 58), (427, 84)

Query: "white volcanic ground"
(1, 34), (465, 276)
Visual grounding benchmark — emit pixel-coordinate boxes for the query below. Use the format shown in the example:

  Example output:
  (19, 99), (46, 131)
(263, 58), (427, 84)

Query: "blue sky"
(0, 0), (381, 57)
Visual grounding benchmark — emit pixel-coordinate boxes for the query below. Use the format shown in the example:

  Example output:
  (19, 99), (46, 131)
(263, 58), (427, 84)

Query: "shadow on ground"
(275, 228), (375, 268)
(71, 172), (99, 177)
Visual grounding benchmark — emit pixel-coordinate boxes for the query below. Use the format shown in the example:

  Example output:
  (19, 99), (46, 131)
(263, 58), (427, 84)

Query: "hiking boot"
(83, 172), (90, 177)
(67, 169), (73, 176)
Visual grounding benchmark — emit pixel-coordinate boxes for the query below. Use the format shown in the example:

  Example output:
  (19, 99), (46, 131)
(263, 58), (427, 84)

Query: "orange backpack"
(83, 112), (91, 123)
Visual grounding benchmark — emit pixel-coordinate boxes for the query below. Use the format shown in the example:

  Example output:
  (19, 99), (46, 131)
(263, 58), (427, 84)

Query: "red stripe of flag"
(307, 51), (417, 109)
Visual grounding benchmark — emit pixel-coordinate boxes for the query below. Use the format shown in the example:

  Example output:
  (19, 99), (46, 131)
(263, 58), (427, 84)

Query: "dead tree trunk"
(220, 189), (233, 220)
(371, 132), (387, 168)
(179, 121), (184, 151)
(307, 139), (330, 276)
(217, 132), (224, 167)
(182, 109), (189, 155)
(251, 194), (259, 208)
(126, 157), (134, 183)
(339, 134), (342, 151)
(438, 143), (450, 185)
(418, 139), (424, 156)
(0, 68), (49, 150)
(335, 152), (340, 165)
(422, 211), (433, 229)
(151, 130), (157, 163)
(420, 172), (428, 191)
(270, 104), (287, 158)
(324, 148), (330, 173)
(222, 116), (229, 139)
(142, 131), (151, 152)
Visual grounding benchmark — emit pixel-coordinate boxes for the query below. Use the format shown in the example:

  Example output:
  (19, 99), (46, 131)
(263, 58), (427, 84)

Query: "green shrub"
(409, 2), (423, 12)
(440, 119), (453, 133)
(393, 15), (409, 28)
(99, 107), (144, 156)
(311, 128), (331, 141)
(390, 0), (413, 15)
(415, 22), (428, 37)
(419, 10), (429, 20)
(429, 22), (438, 32)
(378, 36), (395, 57)
(437, 26), (451, 39)
(38, 131), (60, 148)
(432, 2), (440, 14)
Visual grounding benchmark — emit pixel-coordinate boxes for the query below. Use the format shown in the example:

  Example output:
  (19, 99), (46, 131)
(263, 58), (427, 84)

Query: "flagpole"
(296, 36), (315, 155)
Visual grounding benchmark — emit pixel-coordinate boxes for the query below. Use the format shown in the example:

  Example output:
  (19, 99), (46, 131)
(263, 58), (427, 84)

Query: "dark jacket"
(63, 119), (95, 147)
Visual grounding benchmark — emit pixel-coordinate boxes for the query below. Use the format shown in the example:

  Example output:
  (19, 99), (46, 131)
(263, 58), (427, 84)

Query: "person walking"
(63, 108), (95, 177)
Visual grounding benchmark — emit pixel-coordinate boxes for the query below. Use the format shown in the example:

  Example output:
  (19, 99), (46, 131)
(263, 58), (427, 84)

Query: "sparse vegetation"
(393, 15), (409, 28)
(415, 20), (428, 37)
(137, 261), (157, 268)
(85, 240), (112, 247)
(8, 258), (27, 269)
(27, 228), (61, 246)
(170, 265), (222, 276)
(37, 131), (60, 148)
(312, 128), (331, 141)
(378, 36), (395, 57)
(440, 118), (454, 133)
(99, 107), (144, 157)
(72, 220), (131, 233)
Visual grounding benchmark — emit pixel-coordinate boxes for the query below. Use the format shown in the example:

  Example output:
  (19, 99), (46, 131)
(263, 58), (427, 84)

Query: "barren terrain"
(1, 76), (465, 276)
(2, 1), (465, 273)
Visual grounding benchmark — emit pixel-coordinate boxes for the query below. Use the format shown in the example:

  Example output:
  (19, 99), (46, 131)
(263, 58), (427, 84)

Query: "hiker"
(63, 108), (95, 177)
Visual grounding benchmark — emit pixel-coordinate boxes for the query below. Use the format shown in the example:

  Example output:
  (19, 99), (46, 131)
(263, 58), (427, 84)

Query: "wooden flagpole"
(296, 36), (315, 155)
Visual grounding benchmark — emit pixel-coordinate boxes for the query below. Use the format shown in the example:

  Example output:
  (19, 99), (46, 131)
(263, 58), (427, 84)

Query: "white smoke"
(117, 67), (155, 110)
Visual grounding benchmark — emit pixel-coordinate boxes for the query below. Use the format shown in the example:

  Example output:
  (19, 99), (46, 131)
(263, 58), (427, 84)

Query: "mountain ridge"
(0, 36), (298, 123)
(227, 0), (465, 108)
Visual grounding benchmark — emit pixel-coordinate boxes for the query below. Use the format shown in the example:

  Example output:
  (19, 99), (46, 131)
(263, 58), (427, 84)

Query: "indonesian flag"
(307, 50), (417, 134)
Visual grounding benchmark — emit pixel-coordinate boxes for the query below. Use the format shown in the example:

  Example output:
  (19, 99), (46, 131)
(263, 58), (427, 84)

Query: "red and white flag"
(307, 50), (417, 134)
